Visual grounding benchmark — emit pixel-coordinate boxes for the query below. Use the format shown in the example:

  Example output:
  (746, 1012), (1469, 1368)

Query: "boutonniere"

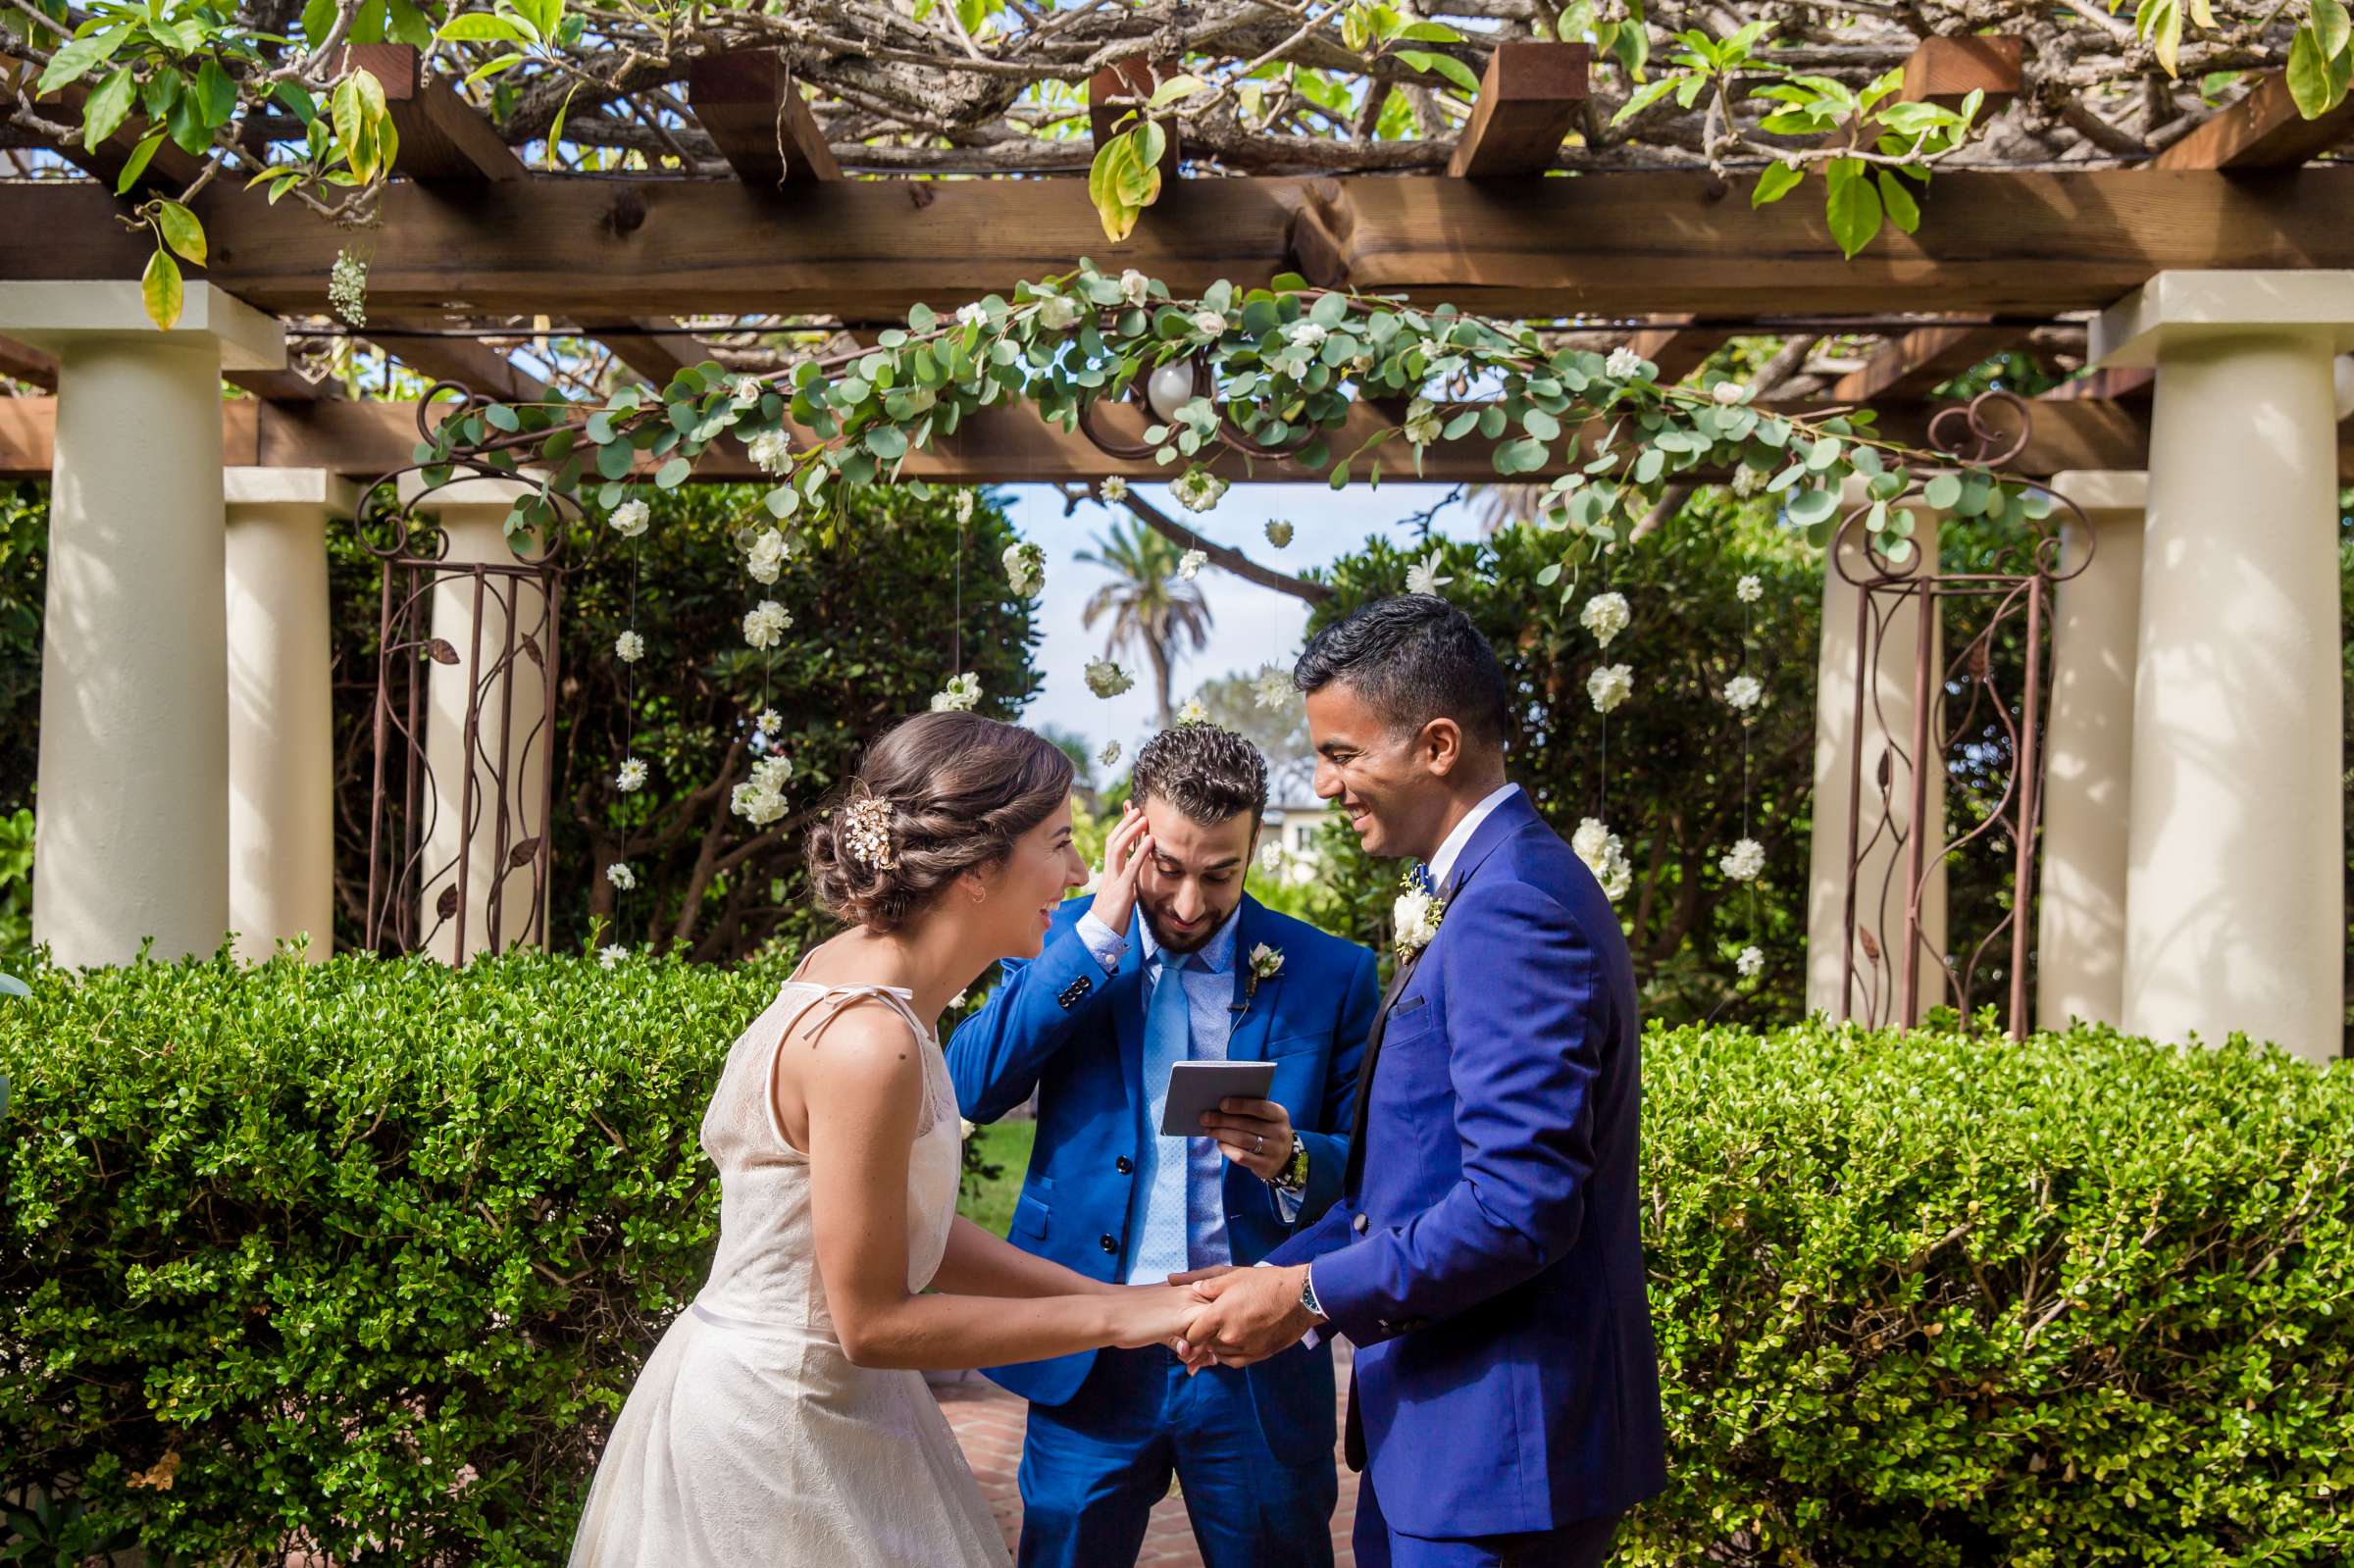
(1392, 868), (1445, 958)
(1232, 943), (1284, 1016)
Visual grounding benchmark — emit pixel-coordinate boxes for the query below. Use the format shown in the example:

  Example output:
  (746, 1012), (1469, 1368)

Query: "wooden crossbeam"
(347, 44), (525, 182)
(1829, 323), (2022, 402)
(8, 52), (207, 195)
(1624, 318), (1733, 382)
(2154, 71), (2354, 171)
(369, 323), (551, 403)
(0, 333), (56, 389)
(688, 51), (840, 190)
(1899, 36), (2023, 112)
(7, 168), (2347, 319)
(0, 392), (2245, 482)
(1447, 43), (1590, 178)
(584, 319), (714, 387)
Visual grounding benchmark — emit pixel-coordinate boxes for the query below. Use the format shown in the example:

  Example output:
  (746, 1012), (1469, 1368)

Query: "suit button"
(1115, 1156), (1134, 1175)
(1099, 1234), (1118, 1254)
(1353, 1213), (1369, 1236)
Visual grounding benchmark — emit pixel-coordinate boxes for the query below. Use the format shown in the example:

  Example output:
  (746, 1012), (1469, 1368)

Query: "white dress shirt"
(1428, 782), (1522, 892)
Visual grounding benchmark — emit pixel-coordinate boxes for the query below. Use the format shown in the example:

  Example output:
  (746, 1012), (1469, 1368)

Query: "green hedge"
(3, 956), (2350, 1564)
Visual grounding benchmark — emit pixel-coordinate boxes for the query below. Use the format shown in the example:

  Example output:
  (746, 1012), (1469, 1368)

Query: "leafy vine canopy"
(7, 0), (2350, 325)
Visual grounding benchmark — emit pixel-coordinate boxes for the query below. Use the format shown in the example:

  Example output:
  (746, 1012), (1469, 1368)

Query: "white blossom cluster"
(1176, 548), (1207, 582)
(1003, 540), (1046, 597)
(1100, 476), (1129, 503)
(955, 302), (988, 329)
(605, 861), (637, 890)
(614, 631), (644, 664)
(599, 944), (628, 970)
(1587, 663), (1634, 714)
(329, 248), (368, 328)
(931, 672), (983, 712)
(1264, 520), (1294, 548)
(748, 429), (793, 476)
(1402, 397), (1443, 447)
(1170, 467), (1228, 514)
(1405, 550), (1453, 597)
(1085, 658), (1134, 698)
(953, 488), (976, 524)
(745, 528), (790, 584)
(615, 757), (648, 793)
(1605, 346), (1646, 379)
(742, 599), (792, 650)
(1572, 817), (1633, 902)
(1099, 738), (1121, 768)
(1730, 467), (1767, 499)
(1177, 696), (1207, 725)
(1580, 592), (1629, 649)
(732, 754), (793, 827)
(608, 499), (649, 538)
(1719, 837), (1766, 882)
(1736, 945), (1765, 979)
(756, 708), (783, 737)
(1722, 675), (1764, 712)
(1253, 665), (1294, 711)
(1035, 294), (1083, 331)
(1736, 575), (1764, 603)
(1192, 310), (1227, 338)
(1119, 269), (1151, 308)
(1392, 886), (1442, 951)
(732, 376), (764, 409)
(1711, 380), (1747, 406)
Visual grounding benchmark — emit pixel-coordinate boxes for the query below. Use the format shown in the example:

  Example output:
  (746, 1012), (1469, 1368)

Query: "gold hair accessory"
(842, 793), (897, 872)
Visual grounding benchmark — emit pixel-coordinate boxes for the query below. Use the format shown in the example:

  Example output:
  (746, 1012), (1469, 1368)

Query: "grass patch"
(956, 1118), (1035, 1238)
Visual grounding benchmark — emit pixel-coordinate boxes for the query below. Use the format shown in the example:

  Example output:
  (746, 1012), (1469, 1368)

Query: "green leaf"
(1922, 473), (1962, 511)
(484, 403), (520, 431)
(2318, 0), (2353, 61)
(1610, 76), (1681, 126)
(1148, 74), (1206, 109)
(1875, 170), (1920, 234)
(386, 0), (435, 47)
(37, 28), (128, 94)
(114, 129), (166, 194)
(301, 0), (338, 47)
(2136, 0), (2182, 77)
(2286, 23), (2351, 118)
(152, 200), (205, 266)
(1751, 161), (1804, 208)
(435, 13), (528, 41)
(1786, 487), (1838, 528)
(1395, 48), (1482, 96)
(194, 59), (237, 129)
(141, 246), (183, 330)
(653, 456), (691, 489)
(81, 66), (139, 147)
(1822, 158), (1884, 260)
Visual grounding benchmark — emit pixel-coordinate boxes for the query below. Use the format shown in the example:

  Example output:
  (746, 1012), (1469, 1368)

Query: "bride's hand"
(1106, 1284), (1200, 1350)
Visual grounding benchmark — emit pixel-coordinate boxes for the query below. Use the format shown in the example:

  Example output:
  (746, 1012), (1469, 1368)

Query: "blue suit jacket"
(949, 892), (1379, 1464)
(1269, 790), (1667, 1536)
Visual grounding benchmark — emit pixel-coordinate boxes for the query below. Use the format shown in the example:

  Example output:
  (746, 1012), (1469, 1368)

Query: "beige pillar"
(1807, 484), (1949, 1024)
(2090, 272), (2353, 1062)
(0, 283), (283, 967)
(225, 469), (355, 964)
(2033, 473), (2147, 1033)
(399, 472), (555, 963)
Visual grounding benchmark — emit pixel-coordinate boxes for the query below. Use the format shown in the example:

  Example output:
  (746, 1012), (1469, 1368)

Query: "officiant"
(948, 723), (1378, 1568)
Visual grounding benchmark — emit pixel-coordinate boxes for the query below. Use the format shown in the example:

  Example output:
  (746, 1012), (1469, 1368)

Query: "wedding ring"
(1254, 1134), (1264, 1153)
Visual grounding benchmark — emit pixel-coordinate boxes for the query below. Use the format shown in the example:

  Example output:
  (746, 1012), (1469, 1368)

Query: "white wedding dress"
(570, 978), (1009, 1567)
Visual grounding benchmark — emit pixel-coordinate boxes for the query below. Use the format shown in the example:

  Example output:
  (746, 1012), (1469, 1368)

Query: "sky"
(999, 479), (1487, 763)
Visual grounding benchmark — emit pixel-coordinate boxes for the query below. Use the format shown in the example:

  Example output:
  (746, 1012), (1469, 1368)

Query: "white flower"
(1002, 540), (1045, 597)
(598, 943), (628, 970)
(1192, 310), (1227, 337)
(1099, 738), (1121, 768)
(614, 630), (645, 663)
(1264, 520), (1294, 548)
(1731, 467), (1767, 499)
(1176, 548), (1207, 582)
(329, 248), (369, 327)
(1100, 476), (1129, 503)
(1258, 839), (1284, 873)
(1711, 380), (1746, 406)
(1402, 396), (1444, 447)
(1405, 550), (1454, 597)
(1250, 942), (1285, 980)
(1720, 837), (1766, 883)
(1580, 591), (1630, 650)
(615, 757), (648, 793)
(1286, 321), (1327, 350)
(1035, 294), (1083, 331)
(1586, 663), (1634, 714)
(1118, 269), (1151, 308)
(750, 754), (791, 791)
(1572, 817), (1632, 902)
(742, 599), (792, 650)
(1605, 345), (1646, 379)
(1177, 696), (1207, 725)
(1736, 574), (1764, 603)
(1084, 657), (1135, 698)
(1392, 887), (1443, 954)
(953, 488), (975, 524)
(1722, 675), (1764, 712)
(605, 861), (637, 890)
(732, 376), (764, 409)
(745, 527), (790, 584)
(756, 708), (783, 736)
(1735, 944), (1765, 980)
(608, 499), (650, 537)
(954, 301), (988, 329)
(1253, 665), (1293, 711)
(1170, 466), (1228, 514)
(747, 429), (793, 476)
(731, 754), (793, 826)
(931, 672), (983, 712)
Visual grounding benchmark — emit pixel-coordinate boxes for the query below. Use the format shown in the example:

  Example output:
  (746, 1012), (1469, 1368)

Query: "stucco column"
(1806, 483), (1948, 1024)
(0, 283), (283, 967)
(225, 469), (355, 964)
(399, 473), (556, 964)
(2090, 272), (2353, 1062)
(2033, 473), (2146, 1033)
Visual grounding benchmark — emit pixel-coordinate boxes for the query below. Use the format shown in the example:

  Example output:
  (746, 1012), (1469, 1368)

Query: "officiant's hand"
(1087, 802), (1153, 938)
(1181, 1264), (1321, 1371)
(1201, 1096), (1293, 1183)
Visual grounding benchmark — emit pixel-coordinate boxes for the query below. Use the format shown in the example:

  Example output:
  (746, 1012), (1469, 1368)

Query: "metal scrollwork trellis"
(1839, 389), (2094, 1037)
(358, 383), (574, 960)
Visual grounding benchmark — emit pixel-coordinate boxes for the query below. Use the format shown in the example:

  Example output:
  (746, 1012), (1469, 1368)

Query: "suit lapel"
(1112, 911), (1148, 1116)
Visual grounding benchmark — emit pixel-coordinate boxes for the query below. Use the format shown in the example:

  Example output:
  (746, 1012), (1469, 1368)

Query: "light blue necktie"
(1126, 953), (1201, 1285)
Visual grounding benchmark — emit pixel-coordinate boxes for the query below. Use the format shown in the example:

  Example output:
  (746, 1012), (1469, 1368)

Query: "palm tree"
(1076, 517), (1212, 729)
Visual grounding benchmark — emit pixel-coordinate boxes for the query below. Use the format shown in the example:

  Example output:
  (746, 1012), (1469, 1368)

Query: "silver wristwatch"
(1298, 1267), (1325, 1323)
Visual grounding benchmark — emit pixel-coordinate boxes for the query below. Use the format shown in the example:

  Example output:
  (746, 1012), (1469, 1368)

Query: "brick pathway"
(933, 1347), (1361, 1567)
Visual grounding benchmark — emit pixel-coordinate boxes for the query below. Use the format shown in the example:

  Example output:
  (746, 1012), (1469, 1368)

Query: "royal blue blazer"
(948, 892), (1379, 1464)
(1268, 790), (1668, 1537)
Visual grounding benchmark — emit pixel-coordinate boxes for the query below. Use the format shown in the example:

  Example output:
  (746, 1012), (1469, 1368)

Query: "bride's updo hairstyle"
(806, 710), (1075, 934)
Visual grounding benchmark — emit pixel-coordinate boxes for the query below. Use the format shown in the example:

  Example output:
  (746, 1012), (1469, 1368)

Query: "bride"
(572, 710), (1203, 1566)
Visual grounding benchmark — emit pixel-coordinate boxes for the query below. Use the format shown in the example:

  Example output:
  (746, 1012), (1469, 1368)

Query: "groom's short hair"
(1131, 724), (1268, 828)
(1294, 594), (1510, 749)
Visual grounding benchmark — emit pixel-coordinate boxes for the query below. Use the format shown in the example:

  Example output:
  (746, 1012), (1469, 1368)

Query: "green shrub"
(3, 958), (2351, 1564)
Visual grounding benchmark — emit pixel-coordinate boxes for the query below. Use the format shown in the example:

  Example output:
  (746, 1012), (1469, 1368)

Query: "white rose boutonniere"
(1250, 943), (1285, 981)
(1392, 869), (1444, 957)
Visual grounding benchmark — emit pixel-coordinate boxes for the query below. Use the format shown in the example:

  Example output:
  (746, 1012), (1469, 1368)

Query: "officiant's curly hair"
(806, 711), (1073, 934)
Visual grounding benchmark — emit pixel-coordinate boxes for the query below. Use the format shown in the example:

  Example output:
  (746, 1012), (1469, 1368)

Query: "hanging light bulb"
(1145, 359), (1198, 425)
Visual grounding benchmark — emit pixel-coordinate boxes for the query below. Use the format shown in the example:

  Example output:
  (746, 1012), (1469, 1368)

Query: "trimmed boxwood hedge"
(2, 953), (2350, 1564)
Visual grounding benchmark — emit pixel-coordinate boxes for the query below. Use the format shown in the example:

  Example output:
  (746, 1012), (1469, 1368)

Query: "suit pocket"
(1012, 1191), (1050, 1240)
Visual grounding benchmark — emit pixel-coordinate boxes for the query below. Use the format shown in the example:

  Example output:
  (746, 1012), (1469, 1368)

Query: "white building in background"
(1260, 780), (1336, 885)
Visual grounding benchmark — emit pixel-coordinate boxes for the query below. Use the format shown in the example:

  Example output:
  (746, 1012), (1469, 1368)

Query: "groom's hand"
(1200, 1096), (1293, 1183)
(1182, 1263), (1321, 1369)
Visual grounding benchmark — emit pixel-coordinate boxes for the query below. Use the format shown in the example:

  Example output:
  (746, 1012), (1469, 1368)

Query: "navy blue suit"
(950, 892), (1378, 1567)
(1270, 791), (1667, 1566)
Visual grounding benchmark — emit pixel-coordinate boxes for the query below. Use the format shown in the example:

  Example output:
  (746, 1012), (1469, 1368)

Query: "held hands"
(1086, 801), (1153, 938)
(1200, 1096), (1294, 1183)
(1177, 1263), (1322, 1373)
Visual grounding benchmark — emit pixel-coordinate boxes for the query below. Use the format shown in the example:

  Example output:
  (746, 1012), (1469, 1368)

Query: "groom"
(948, 723), (1379, 1568)
(1182, 595), (1667, 1567)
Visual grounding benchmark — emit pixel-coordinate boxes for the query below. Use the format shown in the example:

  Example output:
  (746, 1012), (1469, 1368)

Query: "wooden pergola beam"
(1829, 323), (2023, 402)
(583, 318), (714, 387)
(2155, 72), (2354, 170)
(1447, 43), (1590, 178)
(8, 168), (2351, 318)
(1624, 318), (1735, 382)
(368, 323), (551, 404)
(687, 51), (841, 189)
(0, 391), (2261, 482)
(1899, 36), (2023, 112)
(349, 44), (525, 182)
